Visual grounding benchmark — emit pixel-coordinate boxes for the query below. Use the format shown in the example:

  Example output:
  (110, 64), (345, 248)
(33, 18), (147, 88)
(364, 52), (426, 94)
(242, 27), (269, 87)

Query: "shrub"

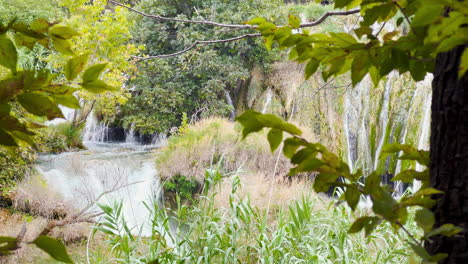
(38, 122), (85, 153)
(156, 118), (299, 184)
(0, 147), (36, 203)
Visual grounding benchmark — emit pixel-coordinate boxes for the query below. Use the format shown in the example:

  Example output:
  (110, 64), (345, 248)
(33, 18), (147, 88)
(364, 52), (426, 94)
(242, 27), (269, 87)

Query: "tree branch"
(108, 0), (360, 60)
(132, 33), (261, 60)
(299, 9), (360, 28)
(108, 0), (253, 29)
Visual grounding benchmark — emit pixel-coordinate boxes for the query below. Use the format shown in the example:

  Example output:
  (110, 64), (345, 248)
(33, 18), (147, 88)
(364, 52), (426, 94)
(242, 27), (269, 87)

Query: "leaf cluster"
(236, 110), (462, 262)
(248, 0), (467, 87)
(0, 18), (115, 147)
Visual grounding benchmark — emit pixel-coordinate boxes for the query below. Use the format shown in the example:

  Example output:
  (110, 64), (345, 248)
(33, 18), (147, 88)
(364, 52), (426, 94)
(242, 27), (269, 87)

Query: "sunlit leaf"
(33, 236), (73, 263)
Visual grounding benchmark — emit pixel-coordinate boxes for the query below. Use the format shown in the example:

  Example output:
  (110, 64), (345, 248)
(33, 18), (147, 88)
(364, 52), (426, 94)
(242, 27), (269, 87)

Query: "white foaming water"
(35, 143), (161, 236)
(262, 88), (273, 114)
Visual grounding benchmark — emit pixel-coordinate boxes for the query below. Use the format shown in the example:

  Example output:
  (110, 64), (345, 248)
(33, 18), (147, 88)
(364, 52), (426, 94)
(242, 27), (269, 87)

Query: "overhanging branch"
(108, 0), (360, 60)
(132, 33), (261, 60)
(108, 0), (253, 29)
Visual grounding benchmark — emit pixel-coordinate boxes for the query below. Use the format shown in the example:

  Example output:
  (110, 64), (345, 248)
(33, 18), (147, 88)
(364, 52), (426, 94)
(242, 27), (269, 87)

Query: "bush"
(38, 122), (85, 153)
(163, 174), (201, 204)
(157, 118), (295, 184)
(0, 147), (36, 202)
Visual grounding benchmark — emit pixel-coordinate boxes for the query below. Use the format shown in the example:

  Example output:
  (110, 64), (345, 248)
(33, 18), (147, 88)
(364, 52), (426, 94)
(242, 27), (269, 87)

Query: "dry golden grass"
(210, 172), (330, 214)
(12, 176), (75, 220)
(156, 117), (295, 184)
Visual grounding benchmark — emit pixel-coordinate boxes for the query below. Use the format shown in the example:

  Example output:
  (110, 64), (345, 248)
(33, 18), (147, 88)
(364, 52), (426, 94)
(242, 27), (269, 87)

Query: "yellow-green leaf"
(0, 35), (17, 71)
(65, 53), (89, 81)
(83, 63), (108, 82)
(33, 236), (73, 263)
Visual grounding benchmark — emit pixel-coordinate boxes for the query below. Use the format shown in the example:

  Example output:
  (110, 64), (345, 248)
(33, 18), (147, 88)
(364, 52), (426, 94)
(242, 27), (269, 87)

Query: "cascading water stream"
(262, 88), (273, 114)
(37, 113), (165, 236)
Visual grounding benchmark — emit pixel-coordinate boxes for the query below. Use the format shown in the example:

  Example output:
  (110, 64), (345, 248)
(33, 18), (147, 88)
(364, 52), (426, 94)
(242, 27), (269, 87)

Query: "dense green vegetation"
(1, 0), (467, 263)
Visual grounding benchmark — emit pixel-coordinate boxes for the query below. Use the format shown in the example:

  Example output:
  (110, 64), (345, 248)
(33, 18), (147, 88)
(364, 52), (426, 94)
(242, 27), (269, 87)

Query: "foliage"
(47, 0), (140, 123)
(0, 146), (35, 196)
(38, 121), (85, 153)
(236, 110), (462, 262)
(156, 118), (293, 184)
(92, 173), (417, 263)
(163, 174), (201, 203)
(0, 18), (117, 148)
(120, 0), (286, 135)
(0, 0), (62, 24)
(235, 0), (468, 261)
(249, 0), (467, 84)
(0, 15), (116, 262)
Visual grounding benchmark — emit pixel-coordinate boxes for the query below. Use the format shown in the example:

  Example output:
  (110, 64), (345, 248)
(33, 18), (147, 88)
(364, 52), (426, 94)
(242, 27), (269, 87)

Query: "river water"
(35, 141), (161, 235)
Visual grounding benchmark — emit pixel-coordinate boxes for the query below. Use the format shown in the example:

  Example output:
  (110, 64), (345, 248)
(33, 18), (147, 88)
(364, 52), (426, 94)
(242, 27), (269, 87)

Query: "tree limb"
(132, 33), (261, 60)
(108, 0), (253, 29)
(109, 0), (360, 60)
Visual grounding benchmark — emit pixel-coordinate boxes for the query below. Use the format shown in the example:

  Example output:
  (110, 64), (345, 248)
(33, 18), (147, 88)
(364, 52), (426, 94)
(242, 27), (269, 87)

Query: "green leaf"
(0, 35), (18, 71)
(351, 51), (370, 86)
(52, 94), (80, 109)
(412, 5), (443, 27)
(348, 216), (381, 237)
(246, 17), (267, 25)
(0, 236), (19, 256)
(49, 25), (79, 39)
(289, 157), (324, 175)
(288, 14), (300, 29)
(415, 208), (434, 234)
(372, 190), (398, 220)
(257, 114), (284, 127)
(17, 92), (64, 120)
(82, 80), (117, 94)
(0, 129), (17, 146)
(334, 0), (355, 9)
(65, 53), (89, 81)
(305, 59), (319, 79)
(345, 187), (360, 210)
(33, 236), (73, 263)
(458, 47), (468, 78)
(0, 77), (23, 103)
(409, 242), (431, 261)
(291, 147), (318, 165)
(392, 169), (429, 184)
(409, 60), (427, 81)
(30, 19), (50, 33)
(264, 35), (274, 50)
(267, 128), (283, 152)
(425, 224), (463, 238)
(283, 137), (304, 158)
(277, 122), (302, 136)
(51, 36), (74, 55)
(83, 63), (108, 82)
(236, 110), (264, 138)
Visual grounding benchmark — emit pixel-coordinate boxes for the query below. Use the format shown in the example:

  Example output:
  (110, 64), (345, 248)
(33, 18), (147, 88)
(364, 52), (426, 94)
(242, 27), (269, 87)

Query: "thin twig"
(375, 21), (387, 36)
(132, 34), (261, 60)
(108, 0), (252, 29)
(397, 221), (421, 245)
(299, 9), (360, 28)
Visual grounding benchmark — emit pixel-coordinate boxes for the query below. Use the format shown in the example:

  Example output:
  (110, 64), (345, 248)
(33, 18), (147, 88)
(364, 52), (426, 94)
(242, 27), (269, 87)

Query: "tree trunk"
(426, 45), (468, 263)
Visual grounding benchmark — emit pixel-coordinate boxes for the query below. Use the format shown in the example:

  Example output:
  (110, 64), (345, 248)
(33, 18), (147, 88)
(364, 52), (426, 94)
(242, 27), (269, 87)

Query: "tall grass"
(90, 172), (417, 264)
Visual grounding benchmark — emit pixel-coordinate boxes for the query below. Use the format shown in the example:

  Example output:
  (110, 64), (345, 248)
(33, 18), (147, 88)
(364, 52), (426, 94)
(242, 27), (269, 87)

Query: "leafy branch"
(108, 0), (359, 59)
(236, 110), (462, 263)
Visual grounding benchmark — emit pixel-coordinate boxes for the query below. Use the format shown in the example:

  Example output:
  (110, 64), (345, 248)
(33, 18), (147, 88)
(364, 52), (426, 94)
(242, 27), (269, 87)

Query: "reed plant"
(91, 170), (417, 264)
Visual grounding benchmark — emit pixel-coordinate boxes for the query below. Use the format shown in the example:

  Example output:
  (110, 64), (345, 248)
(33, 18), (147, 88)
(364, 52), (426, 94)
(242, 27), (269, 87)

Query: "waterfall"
(35, 147), (160, 236)
(373, 72), (394, 170)
(262, 88), (273, 114)
(125, 125), (138, 144)
(83, 113), (109, 143)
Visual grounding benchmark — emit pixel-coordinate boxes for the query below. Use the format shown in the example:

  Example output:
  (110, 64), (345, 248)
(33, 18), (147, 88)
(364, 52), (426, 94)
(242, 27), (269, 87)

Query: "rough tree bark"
(427, 45), (468, 263)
